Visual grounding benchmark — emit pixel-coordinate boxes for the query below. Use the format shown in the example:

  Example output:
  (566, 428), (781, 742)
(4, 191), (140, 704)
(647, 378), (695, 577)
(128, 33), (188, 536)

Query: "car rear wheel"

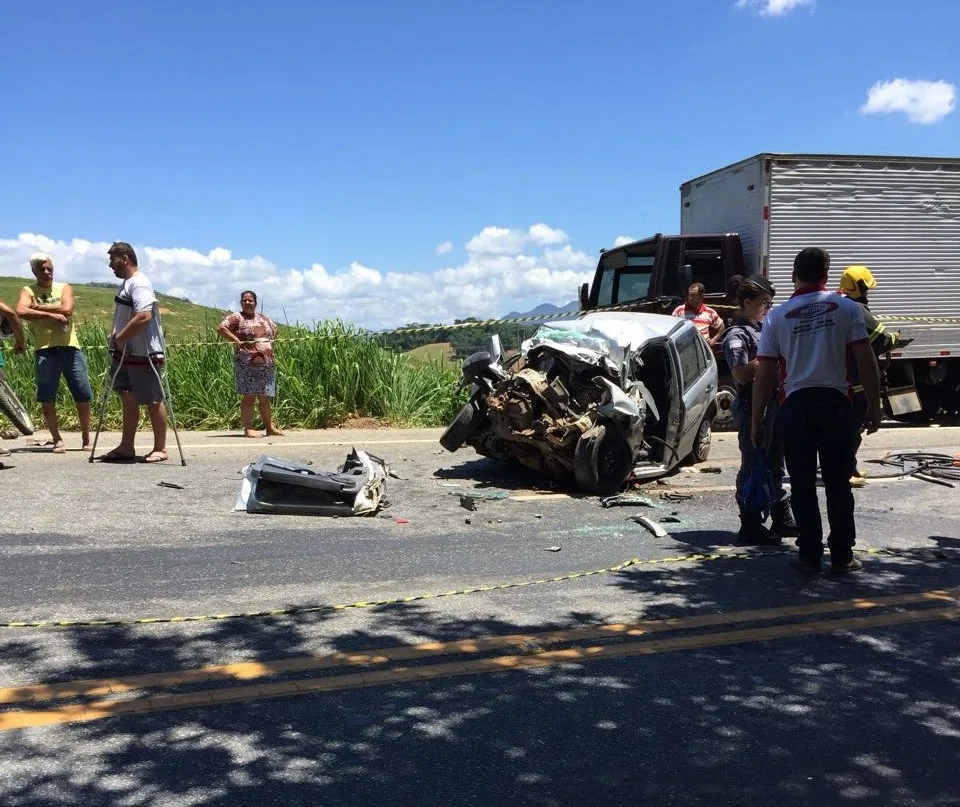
(439, 400), (484, 452)
(690, 417), (712, 464)
(574, 425), (634, 494)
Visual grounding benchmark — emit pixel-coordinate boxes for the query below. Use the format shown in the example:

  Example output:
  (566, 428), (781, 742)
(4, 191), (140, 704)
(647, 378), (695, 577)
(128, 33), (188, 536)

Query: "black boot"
(771, 499), (798, 538)
(737, 505), (782, 546)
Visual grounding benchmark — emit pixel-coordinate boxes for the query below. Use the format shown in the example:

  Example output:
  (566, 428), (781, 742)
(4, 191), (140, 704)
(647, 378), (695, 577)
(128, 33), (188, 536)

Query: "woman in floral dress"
(217, 290), (285, 438)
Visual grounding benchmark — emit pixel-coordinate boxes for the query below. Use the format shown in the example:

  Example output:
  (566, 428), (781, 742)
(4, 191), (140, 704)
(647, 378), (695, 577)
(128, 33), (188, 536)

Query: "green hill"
(0, 276), (228, 342)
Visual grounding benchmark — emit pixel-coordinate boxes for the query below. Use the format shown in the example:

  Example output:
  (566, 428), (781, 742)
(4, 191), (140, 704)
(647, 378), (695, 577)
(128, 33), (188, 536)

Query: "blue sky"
(1, 0), (957, 327)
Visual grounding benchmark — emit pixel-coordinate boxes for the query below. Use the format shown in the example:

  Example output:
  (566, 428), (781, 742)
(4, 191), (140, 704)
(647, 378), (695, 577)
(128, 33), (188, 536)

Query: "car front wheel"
(439, 400), (484, 452)
(574, 425), (634, 494)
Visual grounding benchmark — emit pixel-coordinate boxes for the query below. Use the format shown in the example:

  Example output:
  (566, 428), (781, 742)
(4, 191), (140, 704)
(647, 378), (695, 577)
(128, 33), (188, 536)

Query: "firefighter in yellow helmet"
(838, 266), (897, 487)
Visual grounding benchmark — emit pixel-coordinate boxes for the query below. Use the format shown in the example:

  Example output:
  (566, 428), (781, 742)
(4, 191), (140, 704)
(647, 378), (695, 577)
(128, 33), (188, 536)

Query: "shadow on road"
(0, 547), (958, 806)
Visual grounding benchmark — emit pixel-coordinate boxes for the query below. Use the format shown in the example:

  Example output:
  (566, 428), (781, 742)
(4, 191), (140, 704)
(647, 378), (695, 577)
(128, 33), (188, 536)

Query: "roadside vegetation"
(1, 320), (466, 431)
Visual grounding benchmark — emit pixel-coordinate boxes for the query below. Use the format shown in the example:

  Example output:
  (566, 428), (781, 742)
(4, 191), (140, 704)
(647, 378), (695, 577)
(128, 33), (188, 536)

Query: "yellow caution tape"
(15, 305), (960, 355)
(0, 546), (935, 630)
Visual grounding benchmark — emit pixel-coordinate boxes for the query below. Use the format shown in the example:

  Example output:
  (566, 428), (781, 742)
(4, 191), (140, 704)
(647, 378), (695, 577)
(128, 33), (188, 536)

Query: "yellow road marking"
(1, 590), (954, 706)
(0, 605), (955, 731)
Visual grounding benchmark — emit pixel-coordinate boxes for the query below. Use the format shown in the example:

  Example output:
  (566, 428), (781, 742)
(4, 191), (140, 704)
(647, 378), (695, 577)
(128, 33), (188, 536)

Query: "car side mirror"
(579, 282), (590, 311)
(680, 263), (693, 291)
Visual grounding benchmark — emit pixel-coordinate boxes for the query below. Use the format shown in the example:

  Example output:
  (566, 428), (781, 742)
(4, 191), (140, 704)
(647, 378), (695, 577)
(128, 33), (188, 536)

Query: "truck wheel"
(0, 370), (34, 436)
(690, 417), (712, 463)
(439, 401), (484, 452)
(712, 384), (737, 431)
(574, 425), (634, 495)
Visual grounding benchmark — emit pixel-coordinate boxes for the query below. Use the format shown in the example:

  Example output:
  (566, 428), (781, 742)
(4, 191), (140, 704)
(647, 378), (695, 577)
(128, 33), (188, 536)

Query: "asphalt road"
(0, 424), (958, 806)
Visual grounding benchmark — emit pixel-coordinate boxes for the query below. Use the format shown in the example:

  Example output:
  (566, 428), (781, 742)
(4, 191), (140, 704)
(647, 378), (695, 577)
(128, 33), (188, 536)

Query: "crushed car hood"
(521, 312), (681, 372)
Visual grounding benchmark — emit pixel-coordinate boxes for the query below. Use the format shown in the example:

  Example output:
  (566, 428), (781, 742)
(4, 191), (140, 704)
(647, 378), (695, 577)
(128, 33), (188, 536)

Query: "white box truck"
(580, 153), (960, 424)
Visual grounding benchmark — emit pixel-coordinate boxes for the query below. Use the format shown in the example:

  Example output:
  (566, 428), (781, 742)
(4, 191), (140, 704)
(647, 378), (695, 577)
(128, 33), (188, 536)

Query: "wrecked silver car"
(440, 312), (718, 494)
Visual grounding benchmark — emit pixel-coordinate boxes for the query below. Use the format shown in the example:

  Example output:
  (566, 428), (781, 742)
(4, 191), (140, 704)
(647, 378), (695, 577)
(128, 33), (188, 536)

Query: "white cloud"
(435, 240), (453, 255)
(735, 0), (813, 16)
(860, 78), (957, 125)
(527, 223), (569, 246)
(612, 235), (636, 247)
(0, 226), (596, 331)
(465, 223), (569, 255)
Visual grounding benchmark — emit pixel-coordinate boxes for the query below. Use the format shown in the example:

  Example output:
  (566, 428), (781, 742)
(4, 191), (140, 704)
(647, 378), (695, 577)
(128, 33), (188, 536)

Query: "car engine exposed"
(467, 344), (654, 486)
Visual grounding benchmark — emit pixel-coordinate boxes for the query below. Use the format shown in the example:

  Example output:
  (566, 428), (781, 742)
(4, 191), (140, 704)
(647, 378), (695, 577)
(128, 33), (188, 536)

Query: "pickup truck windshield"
(596, 251), (655, 307)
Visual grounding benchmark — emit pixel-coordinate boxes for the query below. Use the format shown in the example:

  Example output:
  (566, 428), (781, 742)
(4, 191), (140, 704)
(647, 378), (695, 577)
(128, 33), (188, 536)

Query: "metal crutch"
(88, 346), (127, 463)
(147, 352), (187, 466)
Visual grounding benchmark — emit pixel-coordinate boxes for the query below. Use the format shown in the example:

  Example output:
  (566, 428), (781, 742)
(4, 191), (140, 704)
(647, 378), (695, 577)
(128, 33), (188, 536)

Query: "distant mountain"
(503, 300), (579, 321)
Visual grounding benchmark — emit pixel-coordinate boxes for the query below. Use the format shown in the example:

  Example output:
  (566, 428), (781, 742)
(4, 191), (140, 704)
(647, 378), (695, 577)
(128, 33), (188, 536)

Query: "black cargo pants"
(779, 388), (857, 564)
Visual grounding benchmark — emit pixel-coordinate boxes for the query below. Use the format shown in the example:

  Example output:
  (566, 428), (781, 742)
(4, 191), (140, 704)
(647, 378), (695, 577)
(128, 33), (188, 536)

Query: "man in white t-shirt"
(99, 241), (169, 464)
(750, 248), (881, 575)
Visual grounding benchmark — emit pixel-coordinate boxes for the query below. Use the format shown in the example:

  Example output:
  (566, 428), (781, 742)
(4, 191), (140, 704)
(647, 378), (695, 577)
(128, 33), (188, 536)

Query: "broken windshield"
(596, 249), (655, 307)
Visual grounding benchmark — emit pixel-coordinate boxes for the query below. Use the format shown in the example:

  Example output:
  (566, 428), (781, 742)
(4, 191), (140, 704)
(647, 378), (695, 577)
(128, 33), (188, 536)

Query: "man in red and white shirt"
(750, 247), (881, 575)
(672, 282), (725, 345)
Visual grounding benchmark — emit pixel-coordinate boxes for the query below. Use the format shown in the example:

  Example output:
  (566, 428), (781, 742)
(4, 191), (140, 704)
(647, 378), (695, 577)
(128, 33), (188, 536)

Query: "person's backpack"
(742, 448), (776, 520)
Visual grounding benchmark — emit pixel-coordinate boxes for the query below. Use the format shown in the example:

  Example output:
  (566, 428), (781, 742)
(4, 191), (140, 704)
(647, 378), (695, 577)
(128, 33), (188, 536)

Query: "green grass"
(0, 276), (229, 343)
(405, 342), (454, 364)
(0, 320), (467, 431)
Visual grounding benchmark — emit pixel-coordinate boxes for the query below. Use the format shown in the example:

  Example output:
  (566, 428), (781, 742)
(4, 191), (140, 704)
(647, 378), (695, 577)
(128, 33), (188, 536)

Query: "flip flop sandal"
(144, 451), (168, 463)
(99, 451), (137, 464)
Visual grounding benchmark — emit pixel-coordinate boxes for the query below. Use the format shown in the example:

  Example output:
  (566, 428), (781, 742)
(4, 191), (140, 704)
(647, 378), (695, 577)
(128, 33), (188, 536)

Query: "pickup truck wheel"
(690, 417), (712, 463)
(439, 401), (484, 452)
(712, 384), (737, 431)
(574, 425), (634, 494)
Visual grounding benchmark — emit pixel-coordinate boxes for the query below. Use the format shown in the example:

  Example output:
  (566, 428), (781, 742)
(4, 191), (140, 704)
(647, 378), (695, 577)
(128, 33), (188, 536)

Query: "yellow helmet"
(839, 265), (877, 299)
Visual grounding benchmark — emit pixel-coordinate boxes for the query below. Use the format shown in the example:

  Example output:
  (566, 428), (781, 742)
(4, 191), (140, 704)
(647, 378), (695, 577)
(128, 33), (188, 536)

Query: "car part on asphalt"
(630, 514), (669, 538)
(865, 451), (960, 487)
(599, 493), (656, 508)
(236, 449), (390, 515)
(661, 491), (694, 501)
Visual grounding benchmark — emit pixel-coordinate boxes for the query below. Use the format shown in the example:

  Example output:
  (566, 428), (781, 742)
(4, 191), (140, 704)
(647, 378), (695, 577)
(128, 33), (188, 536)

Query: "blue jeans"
(35, 347), (93, 403)
(780, 388), (856, 564)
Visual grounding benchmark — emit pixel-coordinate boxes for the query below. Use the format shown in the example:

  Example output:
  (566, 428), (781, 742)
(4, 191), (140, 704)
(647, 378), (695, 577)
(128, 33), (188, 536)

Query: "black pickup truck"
(578, 232), (745, 429)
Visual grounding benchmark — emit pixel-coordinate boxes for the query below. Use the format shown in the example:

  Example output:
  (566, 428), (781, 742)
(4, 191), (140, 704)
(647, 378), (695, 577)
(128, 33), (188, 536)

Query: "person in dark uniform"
(722, 276), (796, 545)
(837, 265), (897, 486)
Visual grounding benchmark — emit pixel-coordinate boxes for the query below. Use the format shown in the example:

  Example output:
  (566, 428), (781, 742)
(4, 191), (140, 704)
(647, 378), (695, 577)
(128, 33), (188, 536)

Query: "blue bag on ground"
(742, 448), (776, 520)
